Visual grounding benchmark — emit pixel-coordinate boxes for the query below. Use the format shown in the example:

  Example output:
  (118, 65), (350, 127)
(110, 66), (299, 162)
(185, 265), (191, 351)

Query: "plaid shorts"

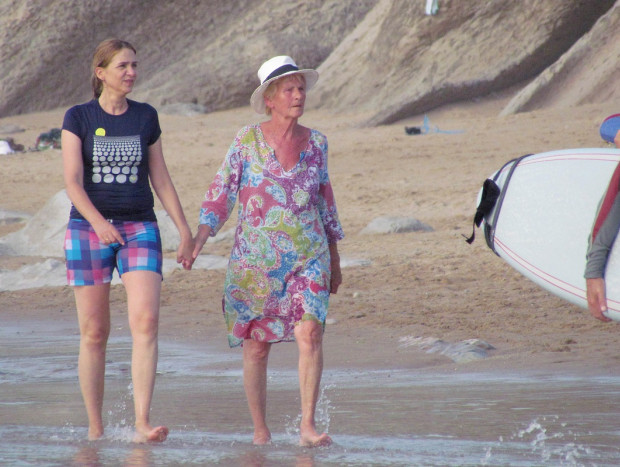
(64, 219), (162, 286)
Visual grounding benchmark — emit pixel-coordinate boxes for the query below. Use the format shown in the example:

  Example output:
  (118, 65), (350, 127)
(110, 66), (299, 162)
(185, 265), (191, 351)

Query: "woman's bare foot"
(253, 428), (272, 445)
(133, 424), (169, 443)
(299, 431), (332, 448)
(87, 424), (104, 441)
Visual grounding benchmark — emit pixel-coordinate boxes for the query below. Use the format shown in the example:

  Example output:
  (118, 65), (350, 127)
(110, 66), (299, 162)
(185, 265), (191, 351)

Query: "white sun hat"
(249, 55), (319, 114)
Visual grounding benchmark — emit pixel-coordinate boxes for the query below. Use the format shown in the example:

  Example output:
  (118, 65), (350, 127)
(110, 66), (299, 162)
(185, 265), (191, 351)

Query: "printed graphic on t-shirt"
(92, 135), (142, 184)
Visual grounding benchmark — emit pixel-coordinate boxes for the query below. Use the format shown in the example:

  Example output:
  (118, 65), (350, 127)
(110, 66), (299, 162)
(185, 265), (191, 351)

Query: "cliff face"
(309, 0), (617, 125)
(1, 0), (617, 124)
(501, 1), (620, 116)
(0, 0), (376, 116)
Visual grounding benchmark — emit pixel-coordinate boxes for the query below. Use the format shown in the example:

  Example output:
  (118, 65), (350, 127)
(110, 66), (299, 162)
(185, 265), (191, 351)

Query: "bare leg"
(243, 339), (272, 444)
(123, 270), (168, 443)
(74, 284), (111, 440)
(295, 320), (332, 447)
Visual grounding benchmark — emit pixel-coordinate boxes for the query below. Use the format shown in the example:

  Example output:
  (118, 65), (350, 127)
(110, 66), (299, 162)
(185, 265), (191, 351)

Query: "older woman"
(193, 56), (344, 446)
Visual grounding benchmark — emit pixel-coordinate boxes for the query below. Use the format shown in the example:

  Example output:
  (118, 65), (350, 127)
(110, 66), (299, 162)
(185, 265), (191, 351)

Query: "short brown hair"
(91, 39), (137, 98)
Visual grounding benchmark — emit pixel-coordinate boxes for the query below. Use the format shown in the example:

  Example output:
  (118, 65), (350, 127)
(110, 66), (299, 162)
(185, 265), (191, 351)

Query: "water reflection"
(71, 445), (153, 467)
(237, 450), (315, 467)
(3, 320), (620, 466)
(72, 445), (102, 467)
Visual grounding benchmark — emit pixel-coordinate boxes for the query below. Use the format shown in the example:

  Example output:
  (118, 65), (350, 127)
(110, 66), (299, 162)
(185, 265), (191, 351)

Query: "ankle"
(88, 426), (104, 440)
(253, 427), (271, 445)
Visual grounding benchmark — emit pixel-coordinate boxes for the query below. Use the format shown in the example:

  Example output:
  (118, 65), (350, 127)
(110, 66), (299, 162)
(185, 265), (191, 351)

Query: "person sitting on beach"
(585, 125), (620, 322)
(61, 38), (194, 442)
(192, 56), (344, 447)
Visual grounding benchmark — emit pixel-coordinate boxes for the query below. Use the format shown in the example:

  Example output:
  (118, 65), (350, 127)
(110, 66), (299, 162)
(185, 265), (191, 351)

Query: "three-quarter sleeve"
(199, 133), (245, 236)
(316, 135), (344, 243)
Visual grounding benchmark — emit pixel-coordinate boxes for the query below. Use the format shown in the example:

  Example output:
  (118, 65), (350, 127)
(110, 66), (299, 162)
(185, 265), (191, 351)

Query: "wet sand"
(3, 311), (620, 465)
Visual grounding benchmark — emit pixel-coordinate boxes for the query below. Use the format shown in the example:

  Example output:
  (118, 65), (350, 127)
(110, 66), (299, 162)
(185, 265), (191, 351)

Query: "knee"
(129, 311), (159, 339)
(244, 343), (270, 365)
(295, 321), (323, 352)
(81, 325), (110, 348)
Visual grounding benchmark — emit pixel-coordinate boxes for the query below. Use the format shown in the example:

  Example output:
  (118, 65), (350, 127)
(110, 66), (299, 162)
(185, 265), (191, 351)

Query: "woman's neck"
(98, 93), (129, 115)
(262, 116), (300, 140)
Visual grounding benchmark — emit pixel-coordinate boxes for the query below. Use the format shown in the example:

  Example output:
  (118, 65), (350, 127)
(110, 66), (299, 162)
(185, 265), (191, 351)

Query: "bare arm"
(192, 224), (213, 260)
(148, 137), (194, 269)
(329, 242), (342, 294)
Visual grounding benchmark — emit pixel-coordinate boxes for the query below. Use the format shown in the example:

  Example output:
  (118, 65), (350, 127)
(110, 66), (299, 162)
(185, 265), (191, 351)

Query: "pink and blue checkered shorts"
(64, 219), (162, 286)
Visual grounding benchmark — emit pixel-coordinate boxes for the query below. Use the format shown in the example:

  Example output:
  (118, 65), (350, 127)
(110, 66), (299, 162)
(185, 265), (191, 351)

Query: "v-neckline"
(257, 124), (311, 172)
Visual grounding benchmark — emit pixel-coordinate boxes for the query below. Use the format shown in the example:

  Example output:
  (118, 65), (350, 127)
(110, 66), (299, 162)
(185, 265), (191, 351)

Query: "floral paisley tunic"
(199, 124), (344, 347)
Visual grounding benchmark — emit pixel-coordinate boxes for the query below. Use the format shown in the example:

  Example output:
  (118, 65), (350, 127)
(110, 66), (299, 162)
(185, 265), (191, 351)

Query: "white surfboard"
(474, 148), (620, 321)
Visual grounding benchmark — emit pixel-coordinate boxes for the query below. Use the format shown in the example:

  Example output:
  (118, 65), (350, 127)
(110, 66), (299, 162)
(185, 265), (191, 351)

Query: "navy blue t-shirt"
(62, 99), (161, 221)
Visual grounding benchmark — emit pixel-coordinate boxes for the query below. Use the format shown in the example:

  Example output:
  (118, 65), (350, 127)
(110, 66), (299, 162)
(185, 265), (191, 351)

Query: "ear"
(94, 66), (106, 82)
(264, 96), (274, 111)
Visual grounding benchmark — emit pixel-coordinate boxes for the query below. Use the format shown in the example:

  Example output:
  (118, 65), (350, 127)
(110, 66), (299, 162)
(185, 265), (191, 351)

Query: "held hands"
(586, 277), (612, 322)
(177, 235), (195, 270)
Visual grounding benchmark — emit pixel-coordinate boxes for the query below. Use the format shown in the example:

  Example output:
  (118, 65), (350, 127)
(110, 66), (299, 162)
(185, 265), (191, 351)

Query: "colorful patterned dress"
(199, 124), (344, 347)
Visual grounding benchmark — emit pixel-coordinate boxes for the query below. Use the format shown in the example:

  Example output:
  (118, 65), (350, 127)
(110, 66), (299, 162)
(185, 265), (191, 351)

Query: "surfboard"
(600, 114), (620, 143)
(469, 148), (620, 321)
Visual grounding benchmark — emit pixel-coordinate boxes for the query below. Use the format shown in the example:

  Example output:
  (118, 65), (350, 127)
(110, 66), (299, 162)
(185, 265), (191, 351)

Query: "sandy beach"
(2, 2), (620, 464)
(3, 94), (620, 465)
(2, 95), (620, 374)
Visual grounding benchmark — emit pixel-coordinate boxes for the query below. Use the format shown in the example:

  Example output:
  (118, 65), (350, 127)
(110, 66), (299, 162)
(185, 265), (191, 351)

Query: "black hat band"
(263, 64), (299, 84)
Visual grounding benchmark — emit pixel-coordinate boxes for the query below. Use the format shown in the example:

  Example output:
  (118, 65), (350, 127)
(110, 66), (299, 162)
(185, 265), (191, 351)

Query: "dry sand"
(1, 96), (620, 377)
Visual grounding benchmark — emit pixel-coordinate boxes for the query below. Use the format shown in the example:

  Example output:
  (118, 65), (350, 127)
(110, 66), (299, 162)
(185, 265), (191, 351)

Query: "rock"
(399, 335), (496, 363)
(0, 191), (191, 256)
(360, 216), (433, 234)
(0, 209), (31, 226)
(341, 257), (372, 267)
(0, 258), (67, 291)
(0, 124), (25, 134)
(155, 210), (182, 252)
(0, 254), (231, 291)
(0, 190), (72, 257)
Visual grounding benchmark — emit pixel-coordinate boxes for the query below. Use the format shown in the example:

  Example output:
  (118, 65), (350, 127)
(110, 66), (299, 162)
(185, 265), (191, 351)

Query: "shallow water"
(2, 321), (620, 466)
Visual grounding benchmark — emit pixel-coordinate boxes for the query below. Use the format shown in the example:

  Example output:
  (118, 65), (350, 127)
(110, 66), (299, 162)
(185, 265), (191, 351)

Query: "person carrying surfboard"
(585, 115), (620, 322)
